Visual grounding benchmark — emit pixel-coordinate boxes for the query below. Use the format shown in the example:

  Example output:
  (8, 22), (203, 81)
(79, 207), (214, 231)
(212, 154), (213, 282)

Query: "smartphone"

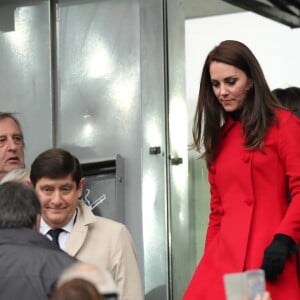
(223, 269), (265, 300)
(245, 270), (266, 300)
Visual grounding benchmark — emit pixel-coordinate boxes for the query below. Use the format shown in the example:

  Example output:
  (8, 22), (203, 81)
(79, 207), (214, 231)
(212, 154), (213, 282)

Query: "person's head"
(30, 148), (84, 228)
(0, 168), (31, 186)
(0, 113), (25, 180)
(50, 278), (104, 300)
(0, 181), (41, 230)
(193, 40), (280, 166)
(55, 262), (118, 299)
(272, 86), (300, 113)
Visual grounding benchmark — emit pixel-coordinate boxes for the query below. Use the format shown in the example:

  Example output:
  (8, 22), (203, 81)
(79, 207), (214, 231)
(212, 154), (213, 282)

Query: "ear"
(77, 177), (85, 199)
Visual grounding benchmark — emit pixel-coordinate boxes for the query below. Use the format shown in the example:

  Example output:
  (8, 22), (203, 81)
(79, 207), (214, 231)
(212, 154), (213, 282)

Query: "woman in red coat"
(183, 40), (300, 300)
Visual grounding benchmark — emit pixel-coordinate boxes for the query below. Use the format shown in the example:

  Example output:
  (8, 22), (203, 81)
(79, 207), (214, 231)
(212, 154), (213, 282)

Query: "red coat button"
(245, 198), (253, 205)
(242, 154), (250, 163)
(209, 165), (216, 174)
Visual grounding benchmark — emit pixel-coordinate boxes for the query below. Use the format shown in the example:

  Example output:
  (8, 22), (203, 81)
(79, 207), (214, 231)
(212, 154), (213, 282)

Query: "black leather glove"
(261, 234), (295, 282)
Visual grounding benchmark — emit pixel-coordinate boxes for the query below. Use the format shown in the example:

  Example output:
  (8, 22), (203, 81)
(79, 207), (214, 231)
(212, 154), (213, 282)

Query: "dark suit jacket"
(0, 227), (76, 299)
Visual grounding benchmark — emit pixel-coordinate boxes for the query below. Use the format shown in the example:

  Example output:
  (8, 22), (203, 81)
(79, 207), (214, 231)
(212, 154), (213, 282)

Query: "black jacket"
(0, 228), (77, 300)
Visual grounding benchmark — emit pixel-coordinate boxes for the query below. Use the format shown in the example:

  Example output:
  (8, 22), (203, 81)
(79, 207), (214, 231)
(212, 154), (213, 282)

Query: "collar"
(221, 115), (239, 137)
(39, 209), (77, 235)
(230, 109), (242, 121)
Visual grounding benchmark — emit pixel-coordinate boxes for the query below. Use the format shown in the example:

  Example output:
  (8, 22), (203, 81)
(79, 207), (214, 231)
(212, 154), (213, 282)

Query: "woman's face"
(209, 61), (252, 112)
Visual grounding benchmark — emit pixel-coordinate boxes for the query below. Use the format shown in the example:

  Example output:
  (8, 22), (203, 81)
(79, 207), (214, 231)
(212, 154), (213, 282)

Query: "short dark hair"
(30, 148), (83, 187)
(0, 112), (24, 144)
(273, 87), (300, 113)
(0, 181), (41, 229)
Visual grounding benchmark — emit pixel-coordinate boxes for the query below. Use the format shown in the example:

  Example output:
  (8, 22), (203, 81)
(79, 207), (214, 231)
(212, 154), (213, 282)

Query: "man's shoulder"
(276, 108), (296, 120)
(275, 108), (300, 128)
(0, 229), (76, 268)
(92, 214), (127, 233)
(78, 200), (126, 229)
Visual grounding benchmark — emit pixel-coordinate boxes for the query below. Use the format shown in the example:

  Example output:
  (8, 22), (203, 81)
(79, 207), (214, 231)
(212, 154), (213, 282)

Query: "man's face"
(34, 175), (84, 228)
(0, 118), (25, 179)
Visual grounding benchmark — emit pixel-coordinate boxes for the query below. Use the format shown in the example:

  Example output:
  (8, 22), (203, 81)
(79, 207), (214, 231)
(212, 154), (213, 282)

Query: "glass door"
(167, 1), (300, 299)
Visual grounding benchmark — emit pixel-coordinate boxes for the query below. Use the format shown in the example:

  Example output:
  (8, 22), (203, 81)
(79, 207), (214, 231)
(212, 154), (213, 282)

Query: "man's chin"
(47, 218), (65, 228)
(47, 211), (67, 222)
(6, 162), (25, 170)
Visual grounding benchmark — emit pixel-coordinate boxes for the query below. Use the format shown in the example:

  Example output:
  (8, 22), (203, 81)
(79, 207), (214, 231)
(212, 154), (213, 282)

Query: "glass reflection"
(80, 114), (97, 147)
(112, 74), (136, 115)
(85, 43), (114, 79)
(145, 117), (161, 146)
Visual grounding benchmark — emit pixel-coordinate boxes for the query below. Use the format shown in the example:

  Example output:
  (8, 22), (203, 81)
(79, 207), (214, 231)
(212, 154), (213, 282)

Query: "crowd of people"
(0, 112), (143, 299)
(1, 39), (300, 300)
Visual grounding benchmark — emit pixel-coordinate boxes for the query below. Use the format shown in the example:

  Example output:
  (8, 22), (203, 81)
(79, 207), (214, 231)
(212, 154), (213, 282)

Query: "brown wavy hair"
(192, 40), (282, 167)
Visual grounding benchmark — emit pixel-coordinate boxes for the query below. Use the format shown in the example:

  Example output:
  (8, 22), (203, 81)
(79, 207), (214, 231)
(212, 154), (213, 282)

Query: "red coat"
(184, 110), (300, 300)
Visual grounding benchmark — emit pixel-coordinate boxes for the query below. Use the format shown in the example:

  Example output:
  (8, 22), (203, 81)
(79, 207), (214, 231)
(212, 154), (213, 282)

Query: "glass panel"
(166, 1), (240, 299)
(184, 1), (244, 271)
(171, 1), (300, 299)
(140, 1), (168, 298)
(55, 0), (145, 292)
(0, 0), (52, 164)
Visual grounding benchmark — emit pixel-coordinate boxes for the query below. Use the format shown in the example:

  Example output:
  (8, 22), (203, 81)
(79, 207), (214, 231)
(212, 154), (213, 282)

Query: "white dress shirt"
(39, 210), (77, 250)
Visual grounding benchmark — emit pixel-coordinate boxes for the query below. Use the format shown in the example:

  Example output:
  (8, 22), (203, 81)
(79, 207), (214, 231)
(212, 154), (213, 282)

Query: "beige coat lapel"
(64, 201), (97, 256)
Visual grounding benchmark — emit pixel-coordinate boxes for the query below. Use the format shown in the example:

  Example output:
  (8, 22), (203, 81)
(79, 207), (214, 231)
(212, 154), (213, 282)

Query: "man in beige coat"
(30, 148), (143, 300)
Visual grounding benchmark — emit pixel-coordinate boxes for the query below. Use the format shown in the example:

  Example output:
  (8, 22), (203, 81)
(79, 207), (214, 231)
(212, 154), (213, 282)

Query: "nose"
(51, 190), (63, 206)
(219, 83), (228, 96)
(7, 137), (18, 151)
